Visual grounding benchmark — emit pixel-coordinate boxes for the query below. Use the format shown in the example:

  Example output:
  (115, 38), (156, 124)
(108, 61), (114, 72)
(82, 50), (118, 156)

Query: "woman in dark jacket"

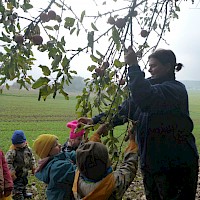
(79, 47), (199, 200)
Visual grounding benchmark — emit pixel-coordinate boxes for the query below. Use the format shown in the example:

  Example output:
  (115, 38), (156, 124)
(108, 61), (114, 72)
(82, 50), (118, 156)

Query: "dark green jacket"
(35, 151), (76, 200)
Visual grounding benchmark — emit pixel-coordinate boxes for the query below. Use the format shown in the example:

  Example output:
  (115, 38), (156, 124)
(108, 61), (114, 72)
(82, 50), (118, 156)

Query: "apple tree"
(0, 0), (195, 159)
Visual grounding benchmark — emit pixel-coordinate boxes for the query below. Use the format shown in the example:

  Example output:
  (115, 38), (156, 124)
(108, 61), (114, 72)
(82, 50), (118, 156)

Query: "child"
(0, 149), (13, 200)
(33, 134), (77, 200)
(62, 120), (85, 152)
(72, 124), (139, 200)
(5, 130), (36, 200)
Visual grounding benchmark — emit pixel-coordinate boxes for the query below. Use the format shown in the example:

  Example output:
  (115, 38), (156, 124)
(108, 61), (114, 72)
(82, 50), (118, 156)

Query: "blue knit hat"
(12, 130), (26, 144)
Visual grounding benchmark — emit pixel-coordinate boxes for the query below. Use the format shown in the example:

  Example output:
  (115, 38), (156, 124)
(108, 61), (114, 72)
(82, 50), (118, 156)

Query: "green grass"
(188, 90), (200, 150)
(0, 89), (79, 151)
(1, 89), (200, 152)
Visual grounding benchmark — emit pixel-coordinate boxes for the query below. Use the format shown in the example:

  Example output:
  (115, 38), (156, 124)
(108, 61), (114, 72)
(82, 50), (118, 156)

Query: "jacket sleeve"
(92, 98), (137, 127)
(128, 66), (188, 114)
(113, 140), (138, 199)
(68, 151), (76, 164)
(89, 133), (101, 142)
(1, 151), (13, 192)
(29, 147), (36, 169)
(48, 159), (76, 189)
(0, 151), (4, 193)
(5, 150), (16, 176)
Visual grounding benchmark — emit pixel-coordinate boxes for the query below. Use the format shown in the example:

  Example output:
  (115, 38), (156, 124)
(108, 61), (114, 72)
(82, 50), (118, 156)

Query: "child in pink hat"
(62, 120), (85, 152)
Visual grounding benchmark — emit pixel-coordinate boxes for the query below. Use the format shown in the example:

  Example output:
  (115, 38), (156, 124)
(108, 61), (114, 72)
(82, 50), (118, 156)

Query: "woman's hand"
(78, 117), (93, 125)
(124, 46), (138, 66)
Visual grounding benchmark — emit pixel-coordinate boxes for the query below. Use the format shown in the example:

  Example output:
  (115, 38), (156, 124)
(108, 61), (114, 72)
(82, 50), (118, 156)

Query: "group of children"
(0, 120), (138, 200)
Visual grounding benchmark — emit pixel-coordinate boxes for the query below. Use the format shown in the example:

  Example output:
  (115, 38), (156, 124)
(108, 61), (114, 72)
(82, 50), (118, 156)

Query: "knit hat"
(33, 134), (58, 159)
(12, 130), (26, 145)
(66, 120), (85, 139)
(76, 142), (109, 181)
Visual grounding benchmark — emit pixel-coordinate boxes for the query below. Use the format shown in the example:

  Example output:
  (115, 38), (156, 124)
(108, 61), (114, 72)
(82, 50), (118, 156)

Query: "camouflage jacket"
(5, 145), (36, 178)
(74, 152), (138, 200)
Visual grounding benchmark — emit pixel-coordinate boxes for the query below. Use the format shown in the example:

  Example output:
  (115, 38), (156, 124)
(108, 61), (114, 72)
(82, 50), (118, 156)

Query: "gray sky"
(30, 0), (200, 81)
(158, 1), (200, 81)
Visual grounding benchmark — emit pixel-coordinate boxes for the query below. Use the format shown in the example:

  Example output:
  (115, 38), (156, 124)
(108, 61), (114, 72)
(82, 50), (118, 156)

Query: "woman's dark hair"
(148, 49), (183, 72)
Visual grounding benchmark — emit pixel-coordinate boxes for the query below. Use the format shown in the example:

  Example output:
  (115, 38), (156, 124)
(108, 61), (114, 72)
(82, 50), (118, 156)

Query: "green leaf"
(32, 77), (50, 89)
(152, 21), (157, 30)
(38, 65), (51, 76)
(54, 2), (63, 8)
(64, 17), (75, 28)
(173, 12), (179, 19)
(17, 23), (21, 31)
(176, 6), (180, 12)
(57, 42), (65, 52)
(91, 23), (98, 31)
(48, 48), (58, 59)
(21, 3), (33, 11)
(80, 10), (85, 23)
(0, 4), (5, 13)
(112, 27), (120, 50)
(0, 32), (11, 43)
(54, 25), (59, 31)
(96, 50), (103, 58)
(25, 77), (31, 84)
(70, 27), (76, 35)
(103, 138), (110, 145)
(77, 28), (80, 36)
(69, 70), (77, 74)
(61, 56), (70, 68)
(59, 88), (69, 100)
(56, 70), (62, 79)
(87, 31), (94, 53)
(106, 83), (117, 96)
(90, 55), (99, 63)
(61, 36), (66, 46)
(44, 26), (54, 31)
(39, 85), (53, 101)
(87, 65), (96, 72)
(6, 83), (10, 90)
(0, 77), (6, 86)
(52, 54), (62, 69)
(114, 59), (123, 68)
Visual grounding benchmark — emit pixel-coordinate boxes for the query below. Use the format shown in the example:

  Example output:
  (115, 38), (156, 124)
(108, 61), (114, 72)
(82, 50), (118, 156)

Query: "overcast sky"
(157, 1), (200, 81)
(29, 0), (200, 81)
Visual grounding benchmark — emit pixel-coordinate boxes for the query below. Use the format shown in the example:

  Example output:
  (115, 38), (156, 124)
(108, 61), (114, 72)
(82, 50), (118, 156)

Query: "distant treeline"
(11, 76), (85, 92)
(181, 80), (200, 90)
(10, 78), (200, 92)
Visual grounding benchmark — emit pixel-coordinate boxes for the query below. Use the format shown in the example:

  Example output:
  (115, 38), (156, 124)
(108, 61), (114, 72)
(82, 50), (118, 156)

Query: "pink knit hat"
(66, 120), (85, 139)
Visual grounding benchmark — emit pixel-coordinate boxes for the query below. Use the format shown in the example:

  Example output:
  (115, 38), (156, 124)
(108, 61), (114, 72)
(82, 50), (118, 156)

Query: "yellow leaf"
(7, 3), (13, 10)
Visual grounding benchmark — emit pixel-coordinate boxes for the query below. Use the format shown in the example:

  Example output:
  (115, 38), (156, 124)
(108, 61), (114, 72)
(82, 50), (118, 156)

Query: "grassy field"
(0, 88), (128, 153)
(0, 89), (79, 152)
(1, 88), (200, 152)
(188, 90), (200, 150)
